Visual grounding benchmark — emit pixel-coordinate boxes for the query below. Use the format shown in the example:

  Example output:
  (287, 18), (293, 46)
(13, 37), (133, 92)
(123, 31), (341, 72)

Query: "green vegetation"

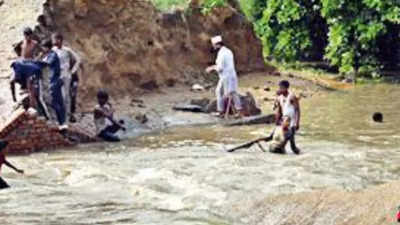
(152, 0), (400, 78)
(204, 0), (400, 78)
(151, 0), (189, 11)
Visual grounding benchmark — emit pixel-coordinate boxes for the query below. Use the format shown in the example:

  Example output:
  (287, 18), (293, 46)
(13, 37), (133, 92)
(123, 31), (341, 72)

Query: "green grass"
(150, 0), (190, 11)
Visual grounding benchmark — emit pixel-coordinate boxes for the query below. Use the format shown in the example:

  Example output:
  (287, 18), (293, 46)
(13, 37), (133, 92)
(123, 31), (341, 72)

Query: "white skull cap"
(211, 35), (222, 45)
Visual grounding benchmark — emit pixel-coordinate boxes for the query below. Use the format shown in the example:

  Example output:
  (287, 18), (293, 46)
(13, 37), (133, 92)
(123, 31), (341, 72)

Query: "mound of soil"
(49, 0), (270, 101)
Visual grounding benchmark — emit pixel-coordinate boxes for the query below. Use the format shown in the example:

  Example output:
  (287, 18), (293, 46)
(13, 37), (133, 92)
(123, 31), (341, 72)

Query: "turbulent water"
(2, 84), (400, 225)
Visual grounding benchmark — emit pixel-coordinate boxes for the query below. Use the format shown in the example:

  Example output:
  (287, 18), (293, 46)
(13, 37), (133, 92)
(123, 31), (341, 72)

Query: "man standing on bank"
(40, 39), (67, 130)
(275, 80), (301, 154)
(51, 33), (81, 123)
(205, 35), (244, 118)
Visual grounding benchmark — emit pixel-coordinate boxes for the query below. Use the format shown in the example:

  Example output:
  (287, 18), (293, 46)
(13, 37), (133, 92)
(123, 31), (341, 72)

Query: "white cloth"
(38, 79), (50, 119)
(279, 92), (297, 128)
(40, 66), (56, 121)
(215, 46), (241, 112)
(52, 46), (81, 121)
(60, 71), (71, 120)
(215, 46), (237, 80)
(94, 104), (113, 135)
(52, 46), (81, 75)
(216, 76), (242, 112)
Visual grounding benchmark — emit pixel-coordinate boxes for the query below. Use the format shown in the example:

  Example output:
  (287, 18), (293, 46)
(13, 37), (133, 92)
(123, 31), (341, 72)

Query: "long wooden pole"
(226, 136), (272, 153)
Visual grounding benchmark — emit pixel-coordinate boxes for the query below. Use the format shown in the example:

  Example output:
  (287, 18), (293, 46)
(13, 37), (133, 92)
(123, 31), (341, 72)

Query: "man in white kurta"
(51, 33), (81, 123)
(206, 36), (242, 116)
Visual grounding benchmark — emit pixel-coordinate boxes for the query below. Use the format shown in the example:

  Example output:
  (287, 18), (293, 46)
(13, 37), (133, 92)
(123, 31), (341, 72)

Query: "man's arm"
(10, 80), (17, 102)
(40, 52), (56, 66)
(274, 99), (282, 125)
(265, 128), (276, 142)
(32, 41), (41, 58)
(292, 96), (301, 130)
(205, 65), (217, 74)
(206, 51), (224, 74)
(94, 108), (125, 130)
(27, 77), (38, 108)
(68, 48), (81, 74)
(4, 160), (24, 174)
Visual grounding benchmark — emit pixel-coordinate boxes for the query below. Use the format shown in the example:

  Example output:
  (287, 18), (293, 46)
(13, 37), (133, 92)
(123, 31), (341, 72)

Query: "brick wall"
(0, 109), (96, 154)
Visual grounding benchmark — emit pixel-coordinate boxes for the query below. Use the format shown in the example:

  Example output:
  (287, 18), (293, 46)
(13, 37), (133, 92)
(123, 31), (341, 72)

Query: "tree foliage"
(202, 0), (400, 76)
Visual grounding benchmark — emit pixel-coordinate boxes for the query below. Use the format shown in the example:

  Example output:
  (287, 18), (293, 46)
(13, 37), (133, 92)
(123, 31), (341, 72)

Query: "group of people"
(206, 36), (301, 154)
(0, 34), (301, 190)
(11, 27), (126, 142)
(10, 28), (81, 130)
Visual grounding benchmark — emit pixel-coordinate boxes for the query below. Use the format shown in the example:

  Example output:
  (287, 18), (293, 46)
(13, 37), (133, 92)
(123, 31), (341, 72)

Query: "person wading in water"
(274, 80), (301, 154)
(268, 116), (295, 154)
(0, 141), (24, 189)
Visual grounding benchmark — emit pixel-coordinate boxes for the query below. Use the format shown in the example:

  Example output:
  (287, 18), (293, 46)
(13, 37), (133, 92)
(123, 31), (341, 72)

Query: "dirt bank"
(49, 0), (270, 102)
(0, 0), (270, 123)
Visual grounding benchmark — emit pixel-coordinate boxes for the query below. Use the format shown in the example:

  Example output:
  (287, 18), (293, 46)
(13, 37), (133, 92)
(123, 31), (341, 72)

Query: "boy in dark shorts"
(94, 90), (126, 142)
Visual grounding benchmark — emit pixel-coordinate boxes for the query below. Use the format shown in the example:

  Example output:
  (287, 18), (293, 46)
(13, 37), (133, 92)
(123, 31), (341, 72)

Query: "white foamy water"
(2, 84), (400, 224)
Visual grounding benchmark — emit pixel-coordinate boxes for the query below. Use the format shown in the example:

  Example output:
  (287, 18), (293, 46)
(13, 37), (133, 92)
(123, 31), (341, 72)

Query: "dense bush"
(202, 0), (400, 76)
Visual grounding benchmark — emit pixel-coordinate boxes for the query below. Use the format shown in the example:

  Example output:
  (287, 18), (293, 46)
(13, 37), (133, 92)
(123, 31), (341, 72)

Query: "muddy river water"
(1, 84), (400, 225)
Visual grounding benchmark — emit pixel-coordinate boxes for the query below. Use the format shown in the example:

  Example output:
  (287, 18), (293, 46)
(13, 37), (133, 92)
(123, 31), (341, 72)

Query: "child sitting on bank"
(268, 116), (294, 154)
(0, 140), (24, 189)
(93, 90), (126, 142)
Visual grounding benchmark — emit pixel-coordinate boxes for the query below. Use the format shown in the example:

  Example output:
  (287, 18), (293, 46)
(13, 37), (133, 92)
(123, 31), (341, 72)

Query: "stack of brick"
(0, 109), (97, 154)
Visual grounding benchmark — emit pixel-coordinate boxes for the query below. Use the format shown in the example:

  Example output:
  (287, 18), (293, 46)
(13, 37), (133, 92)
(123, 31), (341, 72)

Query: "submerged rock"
(135, 113), (148, 124)
(241, 92), (262, 116)
(140, 81), (159, 91)
(165, 79), (176, 87)
(173, 104), (205, 113)
(190, 98), (210, 108)
(205, 100), (218, 113)
(204, 92), (262, 116)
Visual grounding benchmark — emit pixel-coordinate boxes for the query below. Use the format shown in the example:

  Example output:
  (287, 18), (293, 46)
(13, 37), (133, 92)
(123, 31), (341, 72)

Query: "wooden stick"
(226, 136), (272, 153)
(257, 142), (267, 152)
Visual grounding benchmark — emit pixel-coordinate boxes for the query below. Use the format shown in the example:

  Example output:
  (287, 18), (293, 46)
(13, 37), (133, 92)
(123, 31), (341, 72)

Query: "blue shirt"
(10, 61), (42, 82)
(43, 51), (61, 85)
